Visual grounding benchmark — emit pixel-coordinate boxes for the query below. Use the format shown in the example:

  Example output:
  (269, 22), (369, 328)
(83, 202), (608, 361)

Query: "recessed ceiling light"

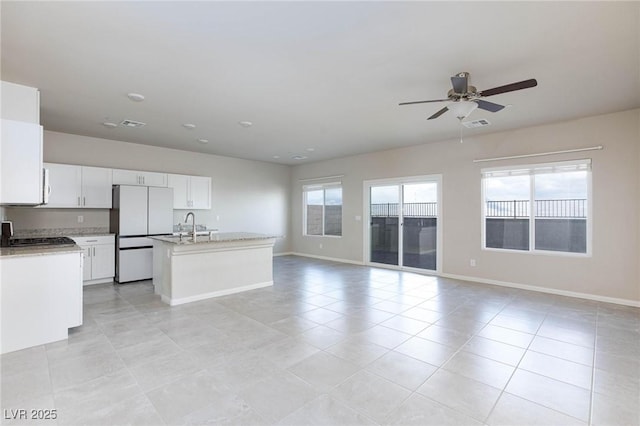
(272, 155), (280, 159)
(102, 122), (118, 128)
(183, 123), (196, 129)
(306, 148), (315, 152)
(238, 121), (253, 128)
(197, 138), (209, 144)
(291, 155), (307, 160)
(127, 93), (145, 102)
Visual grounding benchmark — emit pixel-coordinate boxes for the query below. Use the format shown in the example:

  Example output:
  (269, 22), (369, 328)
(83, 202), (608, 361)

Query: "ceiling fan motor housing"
(448, 85), (477, 100)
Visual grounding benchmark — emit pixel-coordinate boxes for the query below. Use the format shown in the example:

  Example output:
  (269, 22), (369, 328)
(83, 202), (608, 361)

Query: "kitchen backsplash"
(5, 207), (109, 231)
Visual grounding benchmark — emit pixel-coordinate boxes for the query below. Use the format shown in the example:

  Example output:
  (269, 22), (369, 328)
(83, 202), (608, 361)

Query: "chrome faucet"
(185, 212), (196, 242)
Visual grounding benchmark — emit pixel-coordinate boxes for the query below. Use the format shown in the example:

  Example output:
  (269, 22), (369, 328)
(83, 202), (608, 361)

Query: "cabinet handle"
(142, 176), (145, 185)
(86, 240), (98, 242)
(83, 196), (86, 206)
(93, 247), (96, 256)
(77, 196), (81, 206)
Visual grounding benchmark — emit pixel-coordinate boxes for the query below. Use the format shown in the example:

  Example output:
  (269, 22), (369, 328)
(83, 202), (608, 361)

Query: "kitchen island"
(150, 232), (277, 306)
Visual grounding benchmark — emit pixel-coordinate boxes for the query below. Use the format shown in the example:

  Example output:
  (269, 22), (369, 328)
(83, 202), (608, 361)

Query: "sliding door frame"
(363, 174), (443, 275)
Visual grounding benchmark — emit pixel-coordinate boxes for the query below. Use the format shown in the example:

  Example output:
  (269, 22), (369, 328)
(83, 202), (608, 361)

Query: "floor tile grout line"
(588, 308), (600, 426)
(482, 303), (548, 424)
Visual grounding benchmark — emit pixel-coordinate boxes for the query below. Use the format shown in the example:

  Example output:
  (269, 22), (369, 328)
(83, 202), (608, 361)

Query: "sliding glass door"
(366, 176), (441, 273)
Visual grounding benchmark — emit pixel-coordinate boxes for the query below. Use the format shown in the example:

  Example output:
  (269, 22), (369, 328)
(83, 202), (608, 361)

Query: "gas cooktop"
(8, 236), (77, 248)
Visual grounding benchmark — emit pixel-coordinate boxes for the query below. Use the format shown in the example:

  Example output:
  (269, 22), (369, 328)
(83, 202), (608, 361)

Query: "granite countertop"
(149, 232), (278, 245)
(0, 244), (83, 259)
(13, 227), (113, 238)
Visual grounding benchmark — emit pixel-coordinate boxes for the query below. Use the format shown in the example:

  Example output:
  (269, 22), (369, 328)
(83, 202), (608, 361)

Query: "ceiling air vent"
(462, 119), (491, 129)
(120, 119), (146, 128)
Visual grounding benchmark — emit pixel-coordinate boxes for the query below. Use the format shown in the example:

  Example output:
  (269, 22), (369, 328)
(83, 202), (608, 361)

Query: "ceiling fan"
(399, 72), (538, 120)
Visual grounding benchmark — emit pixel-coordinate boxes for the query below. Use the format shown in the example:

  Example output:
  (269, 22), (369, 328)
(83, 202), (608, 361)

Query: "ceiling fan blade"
(399, 98), (450, 106)
(451, 73), (468, 94)
(475, 99), (505, 113)
(427, 106), (449, 120)
(479, 79), (538, 97)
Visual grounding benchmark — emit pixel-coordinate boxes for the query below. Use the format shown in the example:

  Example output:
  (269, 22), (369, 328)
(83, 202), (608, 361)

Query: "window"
(303, 183), (342, 236)
(482, 159), (590, 254)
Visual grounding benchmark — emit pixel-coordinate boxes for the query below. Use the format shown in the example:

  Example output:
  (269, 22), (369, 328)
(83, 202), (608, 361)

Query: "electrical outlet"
(319, 243), (323, 249)
(77, 215), (84, 224)
(470, 259), (476, 267)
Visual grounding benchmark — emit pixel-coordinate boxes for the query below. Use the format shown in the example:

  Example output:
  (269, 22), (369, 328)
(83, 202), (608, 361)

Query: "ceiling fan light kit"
(448, 101), (478, 120)
(399, 71), (537, 121)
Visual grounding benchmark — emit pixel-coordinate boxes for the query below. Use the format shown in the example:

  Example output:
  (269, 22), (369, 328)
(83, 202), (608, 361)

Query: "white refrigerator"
(110, 185), (173, 283)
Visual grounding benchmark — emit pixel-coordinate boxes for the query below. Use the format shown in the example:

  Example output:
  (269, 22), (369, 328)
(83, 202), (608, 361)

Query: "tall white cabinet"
(0, 81), (44, 205)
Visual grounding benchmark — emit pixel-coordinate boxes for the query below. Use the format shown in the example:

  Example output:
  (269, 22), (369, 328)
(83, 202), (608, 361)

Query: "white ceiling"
(2, 2), (639, 165)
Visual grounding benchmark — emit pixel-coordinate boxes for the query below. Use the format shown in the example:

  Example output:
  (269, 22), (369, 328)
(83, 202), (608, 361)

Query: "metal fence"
(486, 199), (587, 218)
(371, 202), (437, 217)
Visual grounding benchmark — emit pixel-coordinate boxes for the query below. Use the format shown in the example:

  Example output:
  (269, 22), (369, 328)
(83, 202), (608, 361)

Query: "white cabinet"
(43, 163), (112, 208)
(1, 81), (40, 123)
(112, 169), (167, 187)
(81, 166), (113, 207)
(1, 250), (82, 354)
(0, 119), (43, 205)
(167, 173), (211, 209)
(71, 235), (115, 285)
(1, 81), (43, 205)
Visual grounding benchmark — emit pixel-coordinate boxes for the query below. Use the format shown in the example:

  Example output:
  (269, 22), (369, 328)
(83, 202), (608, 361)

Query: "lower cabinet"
(71, 235), (115, 285)
(1, 250), (82, 354)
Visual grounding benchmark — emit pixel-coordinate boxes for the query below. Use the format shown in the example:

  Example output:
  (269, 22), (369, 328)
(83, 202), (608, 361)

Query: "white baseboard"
(83, 277), (113, 286)
(273, 252), (294, 257)
(281, 253), (639, 308)
(441, 273), (640, 308)
(289, 252), (364, 266)
(162, 281), (273, 306)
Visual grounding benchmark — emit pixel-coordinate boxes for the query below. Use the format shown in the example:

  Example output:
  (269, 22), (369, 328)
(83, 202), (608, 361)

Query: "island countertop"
(149, 232), (278, 245)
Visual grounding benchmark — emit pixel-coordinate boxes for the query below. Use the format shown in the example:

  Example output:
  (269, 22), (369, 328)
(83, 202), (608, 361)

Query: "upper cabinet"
(0, 81), (44, 205)
(112, 169), (167, 187)
(167, 174), (211, 209)
(1, 81), (40, 123)
(43, 163), (112, 208)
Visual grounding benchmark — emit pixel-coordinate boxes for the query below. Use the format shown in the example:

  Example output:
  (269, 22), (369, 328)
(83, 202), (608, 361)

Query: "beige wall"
(291, 109), (640, 303)
(6, 131), (292, 253)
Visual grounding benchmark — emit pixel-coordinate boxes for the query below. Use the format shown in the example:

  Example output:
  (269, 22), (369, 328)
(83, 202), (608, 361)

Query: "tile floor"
(1, 255), (639, 425)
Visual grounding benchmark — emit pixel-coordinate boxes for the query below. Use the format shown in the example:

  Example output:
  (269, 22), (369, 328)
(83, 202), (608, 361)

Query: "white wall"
(290, 109), (640, 304)
(6, 131), (291, 253)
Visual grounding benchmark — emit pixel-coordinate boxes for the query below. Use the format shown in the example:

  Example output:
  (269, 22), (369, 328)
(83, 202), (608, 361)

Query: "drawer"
(70, 235), (115, 246)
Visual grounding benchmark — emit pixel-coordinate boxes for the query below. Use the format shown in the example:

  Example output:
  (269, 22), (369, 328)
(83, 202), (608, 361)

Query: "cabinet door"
(80, 245), (92, 281)
(91, 244), (115, 280)
(1, 81), (40, 123)
(167, 174), (189, 209)
(1, 120), (43, 205)
(190, 176), (211, 209)
(82, 166), (112, 208)
(140, 171), (167, 187)
(112, 169), (141, 185)
(44, 163), (81, 207)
